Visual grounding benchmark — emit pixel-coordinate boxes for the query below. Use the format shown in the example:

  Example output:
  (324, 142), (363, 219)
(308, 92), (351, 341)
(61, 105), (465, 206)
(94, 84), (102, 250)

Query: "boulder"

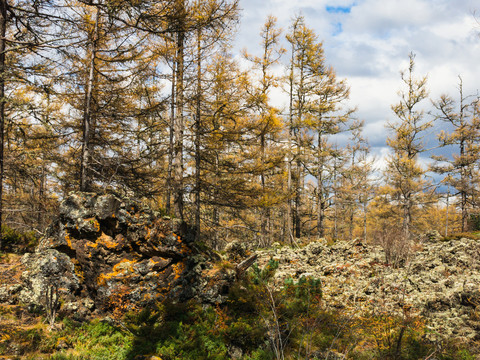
(19, 192), (236, 317)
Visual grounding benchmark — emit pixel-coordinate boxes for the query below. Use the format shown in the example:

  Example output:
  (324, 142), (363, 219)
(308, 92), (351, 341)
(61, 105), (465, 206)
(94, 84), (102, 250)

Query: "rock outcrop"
(257, 238), (480, 343)
(16, 192), (234, 318)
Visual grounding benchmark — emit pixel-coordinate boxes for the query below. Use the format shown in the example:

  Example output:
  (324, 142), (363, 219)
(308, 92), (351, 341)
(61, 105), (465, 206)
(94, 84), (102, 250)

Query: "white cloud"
(234, 0), (480, 168)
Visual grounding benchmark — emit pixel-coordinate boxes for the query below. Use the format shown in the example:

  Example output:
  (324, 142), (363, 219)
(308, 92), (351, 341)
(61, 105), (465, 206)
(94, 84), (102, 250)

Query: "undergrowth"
(1, 261), (478, 359)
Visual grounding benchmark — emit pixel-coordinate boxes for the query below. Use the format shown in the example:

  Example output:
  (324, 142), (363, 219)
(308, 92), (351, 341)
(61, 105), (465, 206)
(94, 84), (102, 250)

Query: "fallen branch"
(236, 254), (257, 279)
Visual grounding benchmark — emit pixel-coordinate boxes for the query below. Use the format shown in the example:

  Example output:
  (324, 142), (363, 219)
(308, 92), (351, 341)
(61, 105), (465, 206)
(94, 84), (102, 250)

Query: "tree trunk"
(294, 158), (301, 238)
(445, 186), (449, 237)
(260, 133), (269, 245)
(286, 43), (294, 244)
(166, 51), (175, 215)
(0, 0), (7, 249)
(80, 5), (99, 192)
(403, 195), (411, 240)
(194, 28), (201, 240)
(173, 0), (185, 221)
(317, 133), (324, 238)
(460, 139), (467, 232)
(363, 200), (367, 242)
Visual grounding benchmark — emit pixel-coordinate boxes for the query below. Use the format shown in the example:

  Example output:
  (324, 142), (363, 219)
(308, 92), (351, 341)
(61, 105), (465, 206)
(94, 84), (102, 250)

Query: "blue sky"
(234, 0), (480, 170)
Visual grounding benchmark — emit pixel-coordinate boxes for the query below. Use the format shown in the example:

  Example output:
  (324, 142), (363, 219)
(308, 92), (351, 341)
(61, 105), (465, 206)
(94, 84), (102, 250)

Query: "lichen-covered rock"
(19, 249), (80, 306)
(225, 240), (248, 261)
(19, 192), (235, 317)
(257, 237), (480, 344)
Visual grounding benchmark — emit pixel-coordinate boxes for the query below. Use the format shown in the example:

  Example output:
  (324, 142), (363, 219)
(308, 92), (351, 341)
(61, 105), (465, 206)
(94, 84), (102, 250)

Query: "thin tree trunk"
(38, 163), (45, 231)
(460, 139), (467, 232)
(286, 42), (294, 244)
(333, 153), (338, 240)
(173, 0), (185, 221)
(80, 5), (99, 192)
(317, 132), (324, 238)
(445, 186), (449, 237)
(213, 154), (219, 248)
(294, 159), (301, 238)
(294, 48), (305, 239)
(0, 0), (7, 249)
(260, 133), (269, 245)
(194, 28), (201, 240)
(403, 196), (411, 240)
(166, 52), (175, 215)
(363, 200), (367, 242)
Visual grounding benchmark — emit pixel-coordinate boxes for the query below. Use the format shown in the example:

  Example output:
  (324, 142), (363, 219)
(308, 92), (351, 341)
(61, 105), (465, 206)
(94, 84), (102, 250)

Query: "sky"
(233, 0), (480, 169)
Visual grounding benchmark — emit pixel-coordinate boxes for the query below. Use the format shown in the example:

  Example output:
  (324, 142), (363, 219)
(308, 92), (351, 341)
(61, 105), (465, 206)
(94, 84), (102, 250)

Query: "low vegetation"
(1, 257), (478, 360)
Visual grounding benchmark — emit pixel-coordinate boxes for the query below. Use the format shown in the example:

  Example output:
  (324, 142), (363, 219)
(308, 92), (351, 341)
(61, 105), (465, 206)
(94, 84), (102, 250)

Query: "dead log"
(235, 254), (257, 279)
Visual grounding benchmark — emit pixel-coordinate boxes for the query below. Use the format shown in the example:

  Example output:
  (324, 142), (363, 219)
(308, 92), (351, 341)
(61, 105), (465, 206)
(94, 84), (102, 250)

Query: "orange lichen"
(97, 232), (118, 249)
(172, 261), (186, 281)
(97, 259), (136, 286)
(64, 232), (73, 248)
(112, 259), (135, 272)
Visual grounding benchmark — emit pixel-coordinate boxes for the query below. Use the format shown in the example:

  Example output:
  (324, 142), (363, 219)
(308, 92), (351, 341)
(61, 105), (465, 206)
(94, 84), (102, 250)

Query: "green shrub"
(1, 225), (38, 252)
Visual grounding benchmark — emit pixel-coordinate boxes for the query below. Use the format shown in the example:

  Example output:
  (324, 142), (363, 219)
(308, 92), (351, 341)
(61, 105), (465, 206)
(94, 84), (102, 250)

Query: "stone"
(19, 249), (80, 307)
(18, 192), (236, 317)
(224, 240), (248, 260)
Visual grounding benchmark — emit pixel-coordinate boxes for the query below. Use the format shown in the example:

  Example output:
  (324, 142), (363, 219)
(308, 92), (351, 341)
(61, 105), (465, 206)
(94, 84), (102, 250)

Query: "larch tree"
(56, 0), (164, 196)
(308, 66), (352, 239)
(285, 15), (351, 240)
(432, 77), (480, 231)
(336, 120), (374, 241)
(286, 15), (322, 239)
(386, 53), (432, 240)
(243, 15), (285, 245)
(183, 0), (240, 239)
(199, 50), (254, 247)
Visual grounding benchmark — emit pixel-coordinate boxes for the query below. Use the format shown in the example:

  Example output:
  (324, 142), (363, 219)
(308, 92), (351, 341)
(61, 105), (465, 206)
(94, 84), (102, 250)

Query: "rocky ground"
(256, 237), (480, 344)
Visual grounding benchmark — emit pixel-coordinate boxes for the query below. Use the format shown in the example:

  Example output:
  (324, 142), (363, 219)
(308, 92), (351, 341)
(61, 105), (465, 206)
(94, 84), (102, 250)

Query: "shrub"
(1, 225), (38, 253)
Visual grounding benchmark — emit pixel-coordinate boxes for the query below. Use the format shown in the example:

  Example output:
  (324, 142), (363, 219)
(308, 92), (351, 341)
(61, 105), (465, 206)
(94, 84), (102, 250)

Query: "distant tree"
(337, 120), (375, 241)
(432, 77), (480, 232)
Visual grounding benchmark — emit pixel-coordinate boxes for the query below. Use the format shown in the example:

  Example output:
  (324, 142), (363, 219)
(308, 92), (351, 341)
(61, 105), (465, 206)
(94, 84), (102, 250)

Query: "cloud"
(234, 0), (480, 173)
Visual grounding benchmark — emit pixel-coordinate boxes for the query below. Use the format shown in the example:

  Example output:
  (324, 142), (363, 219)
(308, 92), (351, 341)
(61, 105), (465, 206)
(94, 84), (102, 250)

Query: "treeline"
(0, 0), (479, 250)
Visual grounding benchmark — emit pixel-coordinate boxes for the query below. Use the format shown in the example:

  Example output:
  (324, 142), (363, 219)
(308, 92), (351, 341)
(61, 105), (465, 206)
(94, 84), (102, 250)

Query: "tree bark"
(173, 0), (185, 221)
(194, 28), (201, 240)
(285, 37), (294, 244)
(80, 5), (99, 192)
(166, 51), (175, 215)
(0, 0), (7, 249)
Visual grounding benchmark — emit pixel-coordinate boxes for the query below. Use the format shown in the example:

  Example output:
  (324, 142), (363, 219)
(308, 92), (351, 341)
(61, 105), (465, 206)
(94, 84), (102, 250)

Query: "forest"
(1, 1), (480, 359)
(0, 0), (478, 253)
